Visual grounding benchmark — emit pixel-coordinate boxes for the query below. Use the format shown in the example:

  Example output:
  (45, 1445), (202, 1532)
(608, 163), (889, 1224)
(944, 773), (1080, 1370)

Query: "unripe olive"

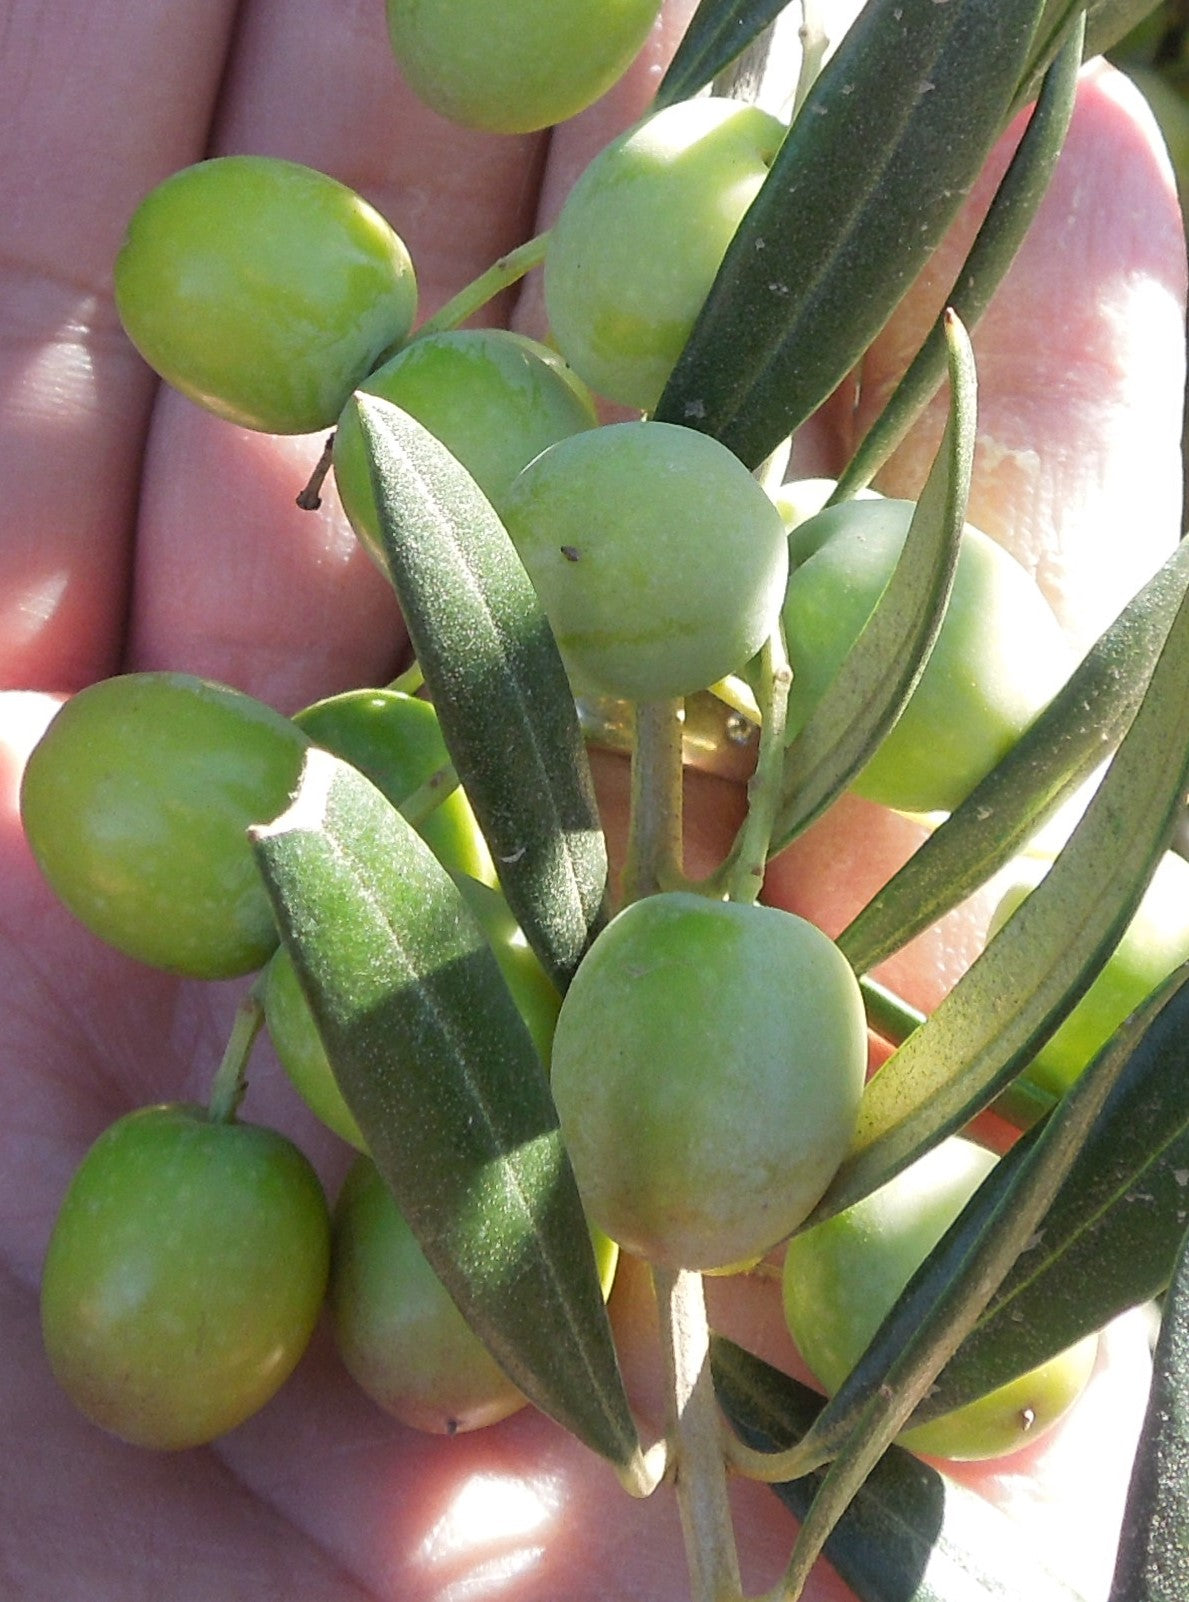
(544, 96), (786, 410)
(294, 687), (494, 887)
(330, 1155), (617, 1433)
(20, 673), (309, 979)
(264, 870), (561, 1150)
(386, 0), (664, 135)
(115, 156), (416, 434)
(265, 686), (560, 1143)
(783, 1137), (1099, 1461)
(501, 420), (789, 702)
(550, 892), (866, 1271)
(40, 1104), (330, 1450)
(782, 498), (1073, 814)
(331, 329), (598, 571)
(990, 848), (1189, 1099)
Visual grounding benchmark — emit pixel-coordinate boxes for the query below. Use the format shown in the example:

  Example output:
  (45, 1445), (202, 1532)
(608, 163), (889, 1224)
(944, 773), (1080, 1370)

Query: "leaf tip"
(249, 745), (337, 845)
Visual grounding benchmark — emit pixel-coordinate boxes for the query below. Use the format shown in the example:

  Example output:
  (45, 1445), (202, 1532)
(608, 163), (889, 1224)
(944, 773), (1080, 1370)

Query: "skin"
(0, 2), (1183, 1599)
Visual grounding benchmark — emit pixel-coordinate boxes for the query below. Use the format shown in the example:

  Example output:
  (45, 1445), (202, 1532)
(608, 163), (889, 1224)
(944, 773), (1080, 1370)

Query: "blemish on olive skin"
(446, 1417), (460, 1436)
(560, 545), (581, 562)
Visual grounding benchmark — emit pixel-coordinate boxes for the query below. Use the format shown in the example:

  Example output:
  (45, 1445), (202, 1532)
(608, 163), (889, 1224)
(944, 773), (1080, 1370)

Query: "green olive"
(332, 329), (597, 571)
(263, 870), (561, 1150)
(385, 0), (664, 135)
(550, 892), (866, 1271)
(20, 673), (309, 979)
(115, 155), (416, 434)
(40, 1104), (330, 1450)
(264, 688), (561, 1144)
(330, 1154), (617, 1433)
(782, 1136), (1098, 1461)
(293, 687), (495, 887)
(544, 96), (786, 410)
(991, 848), (1189, 1098)
(782, 498), (1072, 814)
(500, 420), (789, 702)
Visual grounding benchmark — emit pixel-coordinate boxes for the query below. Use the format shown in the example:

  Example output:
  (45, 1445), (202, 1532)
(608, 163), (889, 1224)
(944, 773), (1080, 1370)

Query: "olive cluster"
(26, 5), (1156, 1471)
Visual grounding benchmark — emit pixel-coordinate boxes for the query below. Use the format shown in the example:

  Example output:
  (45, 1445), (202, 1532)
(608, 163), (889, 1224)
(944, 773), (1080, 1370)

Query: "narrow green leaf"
(809, 573), (1189, 1225)
(770, 313), (976, 853)
(915, 965), (1189, 1421)
(1019, 0), (1165, 107)
(711, 1337), (1087, 1602)
(655, 0), (795, 108)
(251, 748), (643, 1472)
(351, 393), (608, 995)
(1109, 1218), (1189, 1601)
(832, 13), (1084, 500)
(654, 0), (1045, 468)
(839, 538), (1189, 977)
(1083, 0), (1168, 57)
(777, 967), (1189, 1485)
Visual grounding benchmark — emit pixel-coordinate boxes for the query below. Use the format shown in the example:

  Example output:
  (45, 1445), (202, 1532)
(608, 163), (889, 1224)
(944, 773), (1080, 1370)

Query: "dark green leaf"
(711, 1337), (1087, 1602)
(654, 0), (1046, 468)
(839, 538), (1189, 977)
(832, 13), (1084, 499)
(655, 0), (794, 108)
(915, 965), (1189, 1421)
(770, 313), (976, 853)
(770, 957), (1148, 1601)
(809, 572), (1189, 1225)
(779, 967), (1189, 1483)
(351, 393), (608, 995)
(1109, 1218), (1189, 1601)
(251, 749), (643, 1473)
(1020, 0), (1166, 105)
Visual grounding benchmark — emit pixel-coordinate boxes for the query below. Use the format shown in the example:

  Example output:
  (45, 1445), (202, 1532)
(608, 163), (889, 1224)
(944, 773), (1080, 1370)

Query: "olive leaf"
(839, 537), (1189, 977)
(653, 0), (1047, 469)
(710, 1337), (1088, 1602)
(833, 13), (1084, 499)
(766, 980), (1174, 1597)
(808, 569), (1189, 1227)
(655, 0), (804, 108)
(350, 393), (608, 995)
(250, 748), (645, 1475)
(764, 966), (1189, 1495)
(769, 312), (975, 854)
(1019, 0), (1167, 105)
(1108, 1216), (1189, 1602)
(909, 964), (1189, 1422)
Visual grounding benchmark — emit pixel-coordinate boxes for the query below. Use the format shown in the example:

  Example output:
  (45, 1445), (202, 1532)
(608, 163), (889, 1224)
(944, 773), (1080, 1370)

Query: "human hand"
(1, 1), (1184, 1597)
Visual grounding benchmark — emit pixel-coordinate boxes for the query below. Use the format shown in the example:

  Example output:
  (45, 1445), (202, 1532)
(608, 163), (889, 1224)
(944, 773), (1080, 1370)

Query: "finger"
(0, 0), (238, 689)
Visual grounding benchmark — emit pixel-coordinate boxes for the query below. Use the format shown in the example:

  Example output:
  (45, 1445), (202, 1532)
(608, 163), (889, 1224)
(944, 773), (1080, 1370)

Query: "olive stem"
(398, 760), (461, 830)
(415, 231), (551, 338)
(722, 628), (792, 906)
(207, 986), (267, 1123)
(653, 1266), (746, 1602)
(296, 433), (335, 511)
(622, 699), (685, 904)
(387, 659), (425, 697)
(859, 975), (924, 1047)
(791, 1), (830, 120)
(721, 1426), (822, 1487)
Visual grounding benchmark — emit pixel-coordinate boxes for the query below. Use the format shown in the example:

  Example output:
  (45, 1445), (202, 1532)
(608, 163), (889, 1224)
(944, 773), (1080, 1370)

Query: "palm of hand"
(0, 1), (1184, 1597)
